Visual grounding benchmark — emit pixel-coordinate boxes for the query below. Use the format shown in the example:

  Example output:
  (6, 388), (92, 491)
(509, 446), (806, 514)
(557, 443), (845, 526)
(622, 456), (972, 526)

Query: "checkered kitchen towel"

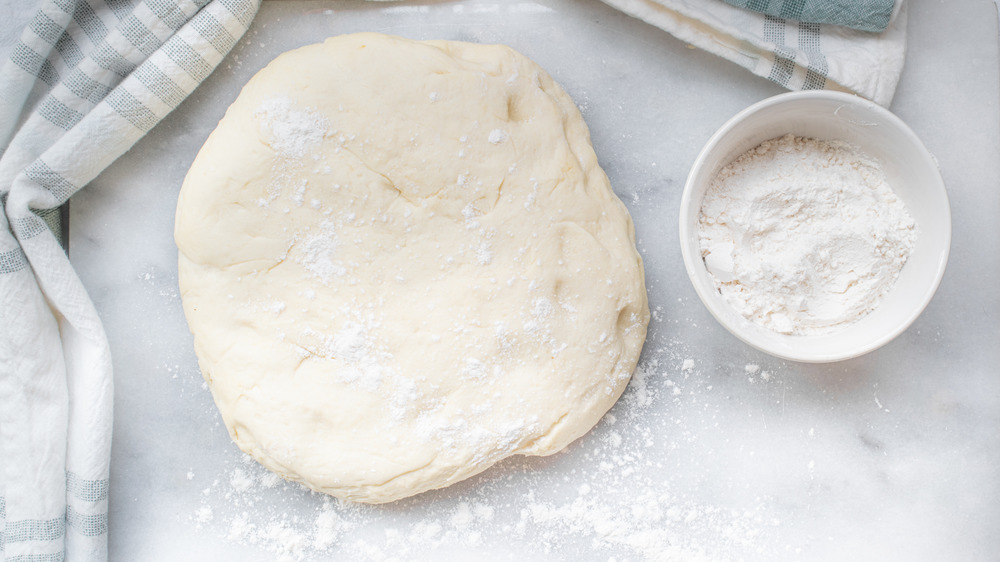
(0, 1), (259, 560)
(720, 0), (897, 32)
(601, 0), (907, 106)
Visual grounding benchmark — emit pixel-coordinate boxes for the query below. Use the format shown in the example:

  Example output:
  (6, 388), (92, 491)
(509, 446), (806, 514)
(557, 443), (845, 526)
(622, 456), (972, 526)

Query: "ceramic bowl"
(679, 90), (951, 363)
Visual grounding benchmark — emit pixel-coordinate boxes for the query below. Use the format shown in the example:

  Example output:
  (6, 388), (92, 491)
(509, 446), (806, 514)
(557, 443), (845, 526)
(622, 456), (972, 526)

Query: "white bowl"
(679, 91), (951, 363)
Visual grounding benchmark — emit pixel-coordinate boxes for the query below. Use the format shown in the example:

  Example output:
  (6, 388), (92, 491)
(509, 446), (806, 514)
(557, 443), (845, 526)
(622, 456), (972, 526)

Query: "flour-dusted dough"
(176, 33), (648, 504)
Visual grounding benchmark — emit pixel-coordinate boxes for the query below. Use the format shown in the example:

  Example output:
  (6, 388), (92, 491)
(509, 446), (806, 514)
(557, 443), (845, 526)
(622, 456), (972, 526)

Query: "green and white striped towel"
(601, 0), (907, 106)
(721, 0), (897, 32)
(0, 1), (259, 560)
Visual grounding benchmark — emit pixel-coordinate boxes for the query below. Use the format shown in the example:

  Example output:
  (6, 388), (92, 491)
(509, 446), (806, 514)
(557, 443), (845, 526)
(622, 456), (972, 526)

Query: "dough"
(175, 33), (649, 504)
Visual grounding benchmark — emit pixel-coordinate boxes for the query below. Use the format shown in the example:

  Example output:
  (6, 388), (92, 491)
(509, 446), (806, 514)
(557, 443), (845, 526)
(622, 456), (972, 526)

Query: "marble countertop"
(13, 0), (1000, 559)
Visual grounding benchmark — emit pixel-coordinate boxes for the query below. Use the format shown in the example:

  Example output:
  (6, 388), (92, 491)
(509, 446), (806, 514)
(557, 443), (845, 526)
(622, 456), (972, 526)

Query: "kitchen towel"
(0, 1), (260, 560)
(720, 0), (897, 32)
(600, 0), (907, 106)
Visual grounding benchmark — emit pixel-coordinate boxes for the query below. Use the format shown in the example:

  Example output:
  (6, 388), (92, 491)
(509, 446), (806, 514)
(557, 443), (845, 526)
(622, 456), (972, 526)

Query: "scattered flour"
(194, 505), (213, 529)
(487, 128), (508, 144)
(185, 342), (791, 561)
(256, 98), (329, 159)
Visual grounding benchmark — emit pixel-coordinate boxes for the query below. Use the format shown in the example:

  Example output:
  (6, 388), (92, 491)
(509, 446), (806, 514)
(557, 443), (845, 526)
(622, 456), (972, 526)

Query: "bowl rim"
(678, 90), (952, 363)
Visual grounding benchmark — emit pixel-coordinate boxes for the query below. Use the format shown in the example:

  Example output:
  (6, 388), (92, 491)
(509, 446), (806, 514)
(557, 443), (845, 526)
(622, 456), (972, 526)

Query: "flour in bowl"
(698, 134), (916, 335)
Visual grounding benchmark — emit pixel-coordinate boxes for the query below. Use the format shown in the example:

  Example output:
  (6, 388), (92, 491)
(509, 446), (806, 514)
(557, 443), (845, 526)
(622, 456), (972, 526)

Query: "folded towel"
(721, 0), (897, 32)
(0, 1), (260, 560)
(601, 0), (907, 106)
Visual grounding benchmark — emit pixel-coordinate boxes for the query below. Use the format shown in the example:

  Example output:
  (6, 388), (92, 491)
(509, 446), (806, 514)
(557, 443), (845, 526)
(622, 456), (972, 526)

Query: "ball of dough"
(175, 33), (648, 504)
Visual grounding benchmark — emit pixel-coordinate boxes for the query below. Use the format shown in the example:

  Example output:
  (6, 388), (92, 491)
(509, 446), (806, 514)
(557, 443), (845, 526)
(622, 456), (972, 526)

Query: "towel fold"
(601, 0), (907, 106)
(0, 1), (260, 560)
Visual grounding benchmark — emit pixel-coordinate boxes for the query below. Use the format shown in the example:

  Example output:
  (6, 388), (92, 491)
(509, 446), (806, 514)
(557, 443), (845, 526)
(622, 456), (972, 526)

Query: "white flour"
(698, 134), (916, 335)
(255, 97), (329, 159)
(187, 348), (786, 561)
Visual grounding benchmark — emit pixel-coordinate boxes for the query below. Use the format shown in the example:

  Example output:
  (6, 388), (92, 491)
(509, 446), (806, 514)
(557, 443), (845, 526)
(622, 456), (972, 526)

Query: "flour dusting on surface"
(256, 98), (329, 159)
(184, 343), (795, 561)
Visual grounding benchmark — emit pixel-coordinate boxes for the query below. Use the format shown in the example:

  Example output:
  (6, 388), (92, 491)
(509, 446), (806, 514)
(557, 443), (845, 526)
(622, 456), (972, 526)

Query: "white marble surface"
(11, 0), (999, 559)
